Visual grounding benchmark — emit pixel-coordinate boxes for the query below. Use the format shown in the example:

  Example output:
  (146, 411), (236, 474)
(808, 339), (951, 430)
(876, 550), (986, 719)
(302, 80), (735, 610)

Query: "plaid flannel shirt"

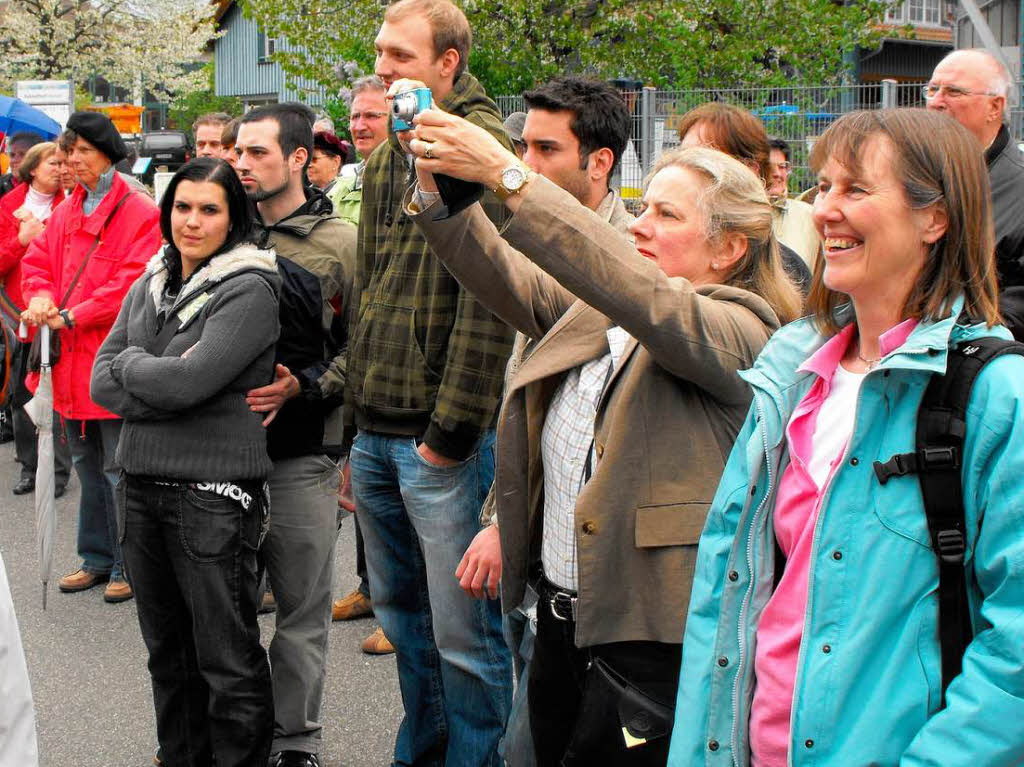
(345, 72), (515, 460)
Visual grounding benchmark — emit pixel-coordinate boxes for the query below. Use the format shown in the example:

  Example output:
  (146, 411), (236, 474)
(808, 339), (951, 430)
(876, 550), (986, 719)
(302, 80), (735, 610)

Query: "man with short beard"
(235, 102), (356, 767)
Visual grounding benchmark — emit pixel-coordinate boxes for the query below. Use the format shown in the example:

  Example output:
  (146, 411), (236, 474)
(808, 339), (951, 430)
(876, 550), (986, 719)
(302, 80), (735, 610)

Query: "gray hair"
(350, 75), (387, 103)
(313, 116), (335, 133)
(646, 145), (771, 243)
(644, 145), (801, 324)
(938, 49), (1014, 118)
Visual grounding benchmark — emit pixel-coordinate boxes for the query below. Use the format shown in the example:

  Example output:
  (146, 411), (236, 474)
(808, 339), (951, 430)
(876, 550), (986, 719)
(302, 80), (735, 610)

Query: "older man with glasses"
(926, 49), (1024, 339)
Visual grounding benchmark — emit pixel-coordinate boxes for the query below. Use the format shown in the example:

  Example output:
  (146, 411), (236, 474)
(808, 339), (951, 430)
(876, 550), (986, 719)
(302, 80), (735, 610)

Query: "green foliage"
(242, 0), (895, 101)
(321, 97), (353, 141)
(167, 62), (244, 132)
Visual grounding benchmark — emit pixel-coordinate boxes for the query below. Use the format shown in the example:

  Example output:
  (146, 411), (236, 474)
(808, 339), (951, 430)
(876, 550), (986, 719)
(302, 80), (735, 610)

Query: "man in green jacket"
(328, 73), (397, 655)
(344, 0), (514, 764)
(327, 76), (389, 229)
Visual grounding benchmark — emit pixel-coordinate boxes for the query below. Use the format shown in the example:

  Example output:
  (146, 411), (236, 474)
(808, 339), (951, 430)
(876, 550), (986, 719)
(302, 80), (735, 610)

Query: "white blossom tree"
(0, 0), (217, 105)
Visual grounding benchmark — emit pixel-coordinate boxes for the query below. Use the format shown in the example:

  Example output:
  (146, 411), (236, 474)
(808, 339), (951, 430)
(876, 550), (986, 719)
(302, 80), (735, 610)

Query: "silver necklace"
(856, 349), (883, 369)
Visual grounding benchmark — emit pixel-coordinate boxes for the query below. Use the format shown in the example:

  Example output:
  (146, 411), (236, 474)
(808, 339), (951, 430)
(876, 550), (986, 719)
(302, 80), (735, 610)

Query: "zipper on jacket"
(731, 390), (778, 767)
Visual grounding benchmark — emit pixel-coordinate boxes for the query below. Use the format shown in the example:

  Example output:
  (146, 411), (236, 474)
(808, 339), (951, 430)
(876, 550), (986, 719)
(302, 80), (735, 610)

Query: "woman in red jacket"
(21, 112), (160, 605)
(0, 141), (72, 497)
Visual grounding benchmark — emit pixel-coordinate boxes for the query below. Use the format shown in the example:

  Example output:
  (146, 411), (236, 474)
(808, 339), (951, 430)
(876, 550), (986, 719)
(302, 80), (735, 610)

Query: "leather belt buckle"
(549, 591), (577, 622)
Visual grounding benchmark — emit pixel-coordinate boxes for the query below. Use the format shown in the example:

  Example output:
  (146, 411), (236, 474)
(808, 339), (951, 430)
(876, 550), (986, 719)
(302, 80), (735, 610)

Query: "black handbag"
(27, 194), (132, 372)
(561, 655), (676, 765)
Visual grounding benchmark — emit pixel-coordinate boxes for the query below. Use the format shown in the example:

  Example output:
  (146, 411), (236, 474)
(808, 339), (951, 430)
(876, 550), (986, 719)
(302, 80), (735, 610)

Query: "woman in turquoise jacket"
(670, 108), (1024, 766)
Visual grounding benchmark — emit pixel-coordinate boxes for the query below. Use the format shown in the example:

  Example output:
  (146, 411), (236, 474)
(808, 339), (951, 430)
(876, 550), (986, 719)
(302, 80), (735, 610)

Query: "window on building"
(257, 30), (277, 62)
(1001, 0), (1020, 47)
(887, 0), (943, 26)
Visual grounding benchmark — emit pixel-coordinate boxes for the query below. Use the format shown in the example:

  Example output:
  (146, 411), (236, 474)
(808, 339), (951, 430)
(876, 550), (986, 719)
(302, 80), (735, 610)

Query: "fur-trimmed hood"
(145, 242), (280, 312)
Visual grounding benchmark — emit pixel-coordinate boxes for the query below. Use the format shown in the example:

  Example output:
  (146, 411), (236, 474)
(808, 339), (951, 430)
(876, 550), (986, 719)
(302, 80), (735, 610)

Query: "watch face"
(502, 166), (526, 191)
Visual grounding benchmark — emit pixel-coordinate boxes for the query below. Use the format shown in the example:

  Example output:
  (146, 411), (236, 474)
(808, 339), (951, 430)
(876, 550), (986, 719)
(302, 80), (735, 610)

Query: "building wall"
(214, 2), (327, 108)
(956, 0), (1020, 48)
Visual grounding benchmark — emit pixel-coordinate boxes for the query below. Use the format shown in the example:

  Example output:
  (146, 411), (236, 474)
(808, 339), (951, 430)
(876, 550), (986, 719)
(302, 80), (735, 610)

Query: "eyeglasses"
(771, 161), (792, 172)
(350, 111), (388, 122)
(922, 83), (1000, 100)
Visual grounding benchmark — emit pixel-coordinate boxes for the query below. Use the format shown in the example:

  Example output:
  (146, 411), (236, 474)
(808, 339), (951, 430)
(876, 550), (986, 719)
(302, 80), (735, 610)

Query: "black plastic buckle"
(873, 453), (914, 485)
(935, 529), (966, 564)
(920, 446), (959, 470)
(549, 591), (578, 622)
(874, 447), (960, 485)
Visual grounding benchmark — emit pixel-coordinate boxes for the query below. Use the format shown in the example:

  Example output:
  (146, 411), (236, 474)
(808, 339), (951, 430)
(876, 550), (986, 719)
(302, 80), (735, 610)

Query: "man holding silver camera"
(343, 0), (515, 764)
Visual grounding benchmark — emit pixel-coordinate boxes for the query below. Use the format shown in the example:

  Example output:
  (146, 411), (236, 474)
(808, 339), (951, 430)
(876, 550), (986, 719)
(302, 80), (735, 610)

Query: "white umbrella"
(23, 324), (56, 610)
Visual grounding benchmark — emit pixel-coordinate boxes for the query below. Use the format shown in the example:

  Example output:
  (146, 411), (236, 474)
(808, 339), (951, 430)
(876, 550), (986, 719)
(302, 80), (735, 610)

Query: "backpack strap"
(872, 336), (1024, 705)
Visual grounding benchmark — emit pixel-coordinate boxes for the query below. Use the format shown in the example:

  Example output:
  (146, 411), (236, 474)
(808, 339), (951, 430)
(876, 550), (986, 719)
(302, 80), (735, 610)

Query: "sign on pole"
(15, 80), (75, 130)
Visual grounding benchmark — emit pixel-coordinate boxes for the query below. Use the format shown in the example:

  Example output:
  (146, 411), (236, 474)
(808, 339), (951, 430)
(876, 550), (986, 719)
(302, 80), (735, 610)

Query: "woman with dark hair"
(308, 130), (350, 193)
(91, 157), (281, 767)
(670, 109), (1024, 765)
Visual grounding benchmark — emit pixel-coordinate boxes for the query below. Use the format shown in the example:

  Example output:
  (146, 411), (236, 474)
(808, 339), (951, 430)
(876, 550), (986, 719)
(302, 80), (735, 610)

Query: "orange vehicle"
(84, 104), (144, 135)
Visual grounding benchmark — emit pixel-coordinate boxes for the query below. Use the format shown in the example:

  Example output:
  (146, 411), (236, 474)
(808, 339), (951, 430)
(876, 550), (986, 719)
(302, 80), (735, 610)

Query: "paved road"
(0, 440), (403, 767)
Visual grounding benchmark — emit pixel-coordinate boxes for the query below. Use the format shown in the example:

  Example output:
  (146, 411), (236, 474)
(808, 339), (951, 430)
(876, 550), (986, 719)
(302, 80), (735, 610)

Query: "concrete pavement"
(0, 440), (402, 767)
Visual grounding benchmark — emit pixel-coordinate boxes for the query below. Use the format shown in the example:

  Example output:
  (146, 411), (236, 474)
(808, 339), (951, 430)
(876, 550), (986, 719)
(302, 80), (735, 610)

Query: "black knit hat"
(66, 111), (128, 164)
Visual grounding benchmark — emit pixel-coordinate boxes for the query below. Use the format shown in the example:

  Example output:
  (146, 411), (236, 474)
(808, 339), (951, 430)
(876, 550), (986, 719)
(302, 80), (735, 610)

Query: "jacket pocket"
(635, 502), (709, 548)
(358, 302), (439, 412)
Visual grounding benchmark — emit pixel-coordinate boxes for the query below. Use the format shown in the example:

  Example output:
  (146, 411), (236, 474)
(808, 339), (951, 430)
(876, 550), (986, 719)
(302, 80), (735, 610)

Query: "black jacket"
(986, 125), (1024, 340)
(255, 187), (357, 460)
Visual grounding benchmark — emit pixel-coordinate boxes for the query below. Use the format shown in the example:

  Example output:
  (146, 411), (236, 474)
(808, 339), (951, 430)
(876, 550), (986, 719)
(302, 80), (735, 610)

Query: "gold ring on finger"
(424, 143), (435, 160)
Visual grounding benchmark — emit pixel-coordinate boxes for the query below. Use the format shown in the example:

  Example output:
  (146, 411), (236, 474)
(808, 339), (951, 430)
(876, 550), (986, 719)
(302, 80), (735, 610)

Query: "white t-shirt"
(807, 362), (866, 489)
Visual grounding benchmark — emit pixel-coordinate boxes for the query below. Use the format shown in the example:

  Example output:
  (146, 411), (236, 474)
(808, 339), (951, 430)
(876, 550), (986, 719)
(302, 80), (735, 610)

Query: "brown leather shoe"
(259, 590), (277, 614)
(332, 589), (373, 621)
(103, 578), (134, 603)
(58, 569), (109, 593)
(360, 626), (395, 655)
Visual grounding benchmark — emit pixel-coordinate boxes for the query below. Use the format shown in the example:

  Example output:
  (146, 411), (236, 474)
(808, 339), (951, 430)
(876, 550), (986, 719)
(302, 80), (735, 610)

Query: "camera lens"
(393, 92), (417, 123)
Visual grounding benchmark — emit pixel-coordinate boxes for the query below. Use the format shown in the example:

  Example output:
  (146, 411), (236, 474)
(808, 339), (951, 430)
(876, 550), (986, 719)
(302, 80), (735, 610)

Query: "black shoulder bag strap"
(59, 193), (133, 310)
(873, 336), (1024, 705)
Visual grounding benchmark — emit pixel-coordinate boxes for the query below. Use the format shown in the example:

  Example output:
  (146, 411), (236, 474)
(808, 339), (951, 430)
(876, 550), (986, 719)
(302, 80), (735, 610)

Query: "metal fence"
(498, 80), (1024, 204)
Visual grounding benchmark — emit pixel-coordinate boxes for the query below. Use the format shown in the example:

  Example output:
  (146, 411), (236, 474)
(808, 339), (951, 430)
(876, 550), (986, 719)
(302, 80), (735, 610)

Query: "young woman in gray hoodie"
(91, 158), (281, 767)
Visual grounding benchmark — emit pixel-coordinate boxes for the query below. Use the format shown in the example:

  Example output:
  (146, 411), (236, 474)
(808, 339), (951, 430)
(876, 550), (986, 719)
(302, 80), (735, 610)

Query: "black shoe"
(55, 483), (67, 499)
(12, 476), (34, 495)
(274, 752), (320, 767)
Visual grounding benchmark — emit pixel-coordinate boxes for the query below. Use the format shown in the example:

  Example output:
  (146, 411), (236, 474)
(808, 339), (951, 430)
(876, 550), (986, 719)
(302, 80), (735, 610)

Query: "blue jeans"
(121, 475), (273, 767)
(350, 430), (512, 767)
(65, 418), (124, 579)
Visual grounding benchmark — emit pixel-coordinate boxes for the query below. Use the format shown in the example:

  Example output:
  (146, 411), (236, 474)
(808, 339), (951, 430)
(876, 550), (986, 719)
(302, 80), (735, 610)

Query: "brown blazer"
(412, 176), (780, 646)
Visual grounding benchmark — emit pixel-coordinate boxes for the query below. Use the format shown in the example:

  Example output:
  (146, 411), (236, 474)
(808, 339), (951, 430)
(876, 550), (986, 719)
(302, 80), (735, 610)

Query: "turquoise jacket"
(669, 299), (1024, 766)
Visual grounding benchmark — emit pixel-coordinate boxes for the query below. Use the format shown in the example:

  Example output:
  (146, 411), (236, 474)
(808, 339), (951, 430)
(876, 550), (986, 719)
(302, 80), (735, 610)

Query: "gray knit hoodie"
(91, 242), (281, 480)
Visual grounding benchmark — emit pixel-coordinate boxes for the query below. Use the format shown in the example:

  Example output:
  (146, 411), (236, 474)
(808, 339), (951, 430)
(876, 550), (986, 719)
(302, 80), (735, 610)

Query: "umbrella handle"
(40, 324), (50, 368)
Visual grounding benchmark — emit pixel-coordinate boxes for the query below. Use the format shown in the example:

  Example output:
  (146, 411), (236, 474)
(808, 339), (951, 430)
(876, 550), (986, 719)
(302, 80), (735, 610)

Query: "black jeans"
(528, 588), (682, 767)
(121, 475), (273, 767)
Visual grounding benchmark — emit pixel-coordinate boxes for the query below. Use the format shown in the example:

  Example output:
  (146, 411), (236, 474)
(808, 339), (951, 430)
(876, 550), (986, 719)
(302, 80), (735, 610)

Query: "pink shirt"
(749, 319), (918, 767)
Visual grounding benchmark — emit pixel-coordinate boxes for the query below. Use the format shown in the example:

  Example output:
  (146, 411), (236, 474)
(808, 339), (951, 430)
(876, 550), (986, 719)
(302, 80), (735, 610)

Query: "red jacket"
(0, 183), (65, 324)
(21, 172), (160, 420)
